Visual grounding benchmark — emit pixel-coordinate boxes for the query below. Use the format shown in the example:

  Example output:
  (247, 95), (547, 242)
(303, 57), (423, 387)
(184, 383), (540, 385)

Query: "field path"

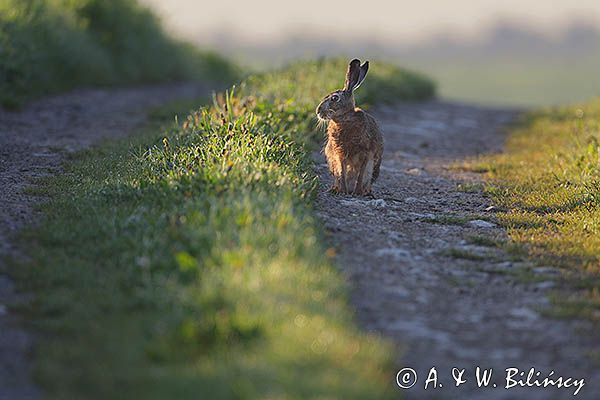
(0, 83), (210, 399)
(316, 101), (600, 399)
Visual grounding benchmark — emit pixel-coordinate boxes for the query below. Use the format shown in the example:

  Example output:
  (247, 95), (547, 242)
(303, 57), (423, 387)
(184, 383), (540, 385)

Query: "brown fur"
(316, 59), (383, 195)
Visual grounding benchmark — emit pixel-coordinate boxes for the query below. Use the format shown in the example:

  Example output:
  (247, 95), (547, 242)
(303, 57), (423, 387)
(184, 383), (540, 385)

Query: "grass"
(466, 99), (600, 320)
(0, 0), (237, 107)
(456, 182), (485, 193)
(243, 58), (435, 108)
(443, 248), (487, 261)
(10, 59), (434, 398)
(466, 234), (503, 248)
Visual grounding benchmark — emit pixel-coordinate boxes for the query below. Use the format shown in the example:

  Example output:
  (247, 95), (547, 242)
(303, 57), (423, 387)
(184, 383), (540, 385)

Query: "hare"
(316, 59), (383, 196)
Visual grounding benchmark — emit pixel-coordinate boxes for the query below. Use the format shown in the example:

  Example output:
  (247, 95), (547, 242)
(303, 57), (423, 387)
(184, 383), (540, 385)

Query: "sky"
(140, 0), (600, 44)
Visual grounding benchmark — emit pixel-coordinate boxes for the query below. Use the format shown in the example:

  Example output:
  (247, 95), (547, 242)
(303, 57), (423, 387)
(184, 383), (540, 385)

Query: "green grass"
(443, 248), (487, 261)
(0, 0), (237, 107)
(466, 234), (502, 247)
(467, 99), (600, 320)
(10, 59), (434, 399)
(243, 58), (435, 108)
(456, 182), (485, 193)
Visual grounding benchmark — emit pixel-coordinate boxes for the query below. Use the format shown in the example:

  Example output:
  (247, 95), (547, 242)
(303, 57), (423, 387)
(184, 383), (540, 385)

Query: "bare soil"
(0, 83), (209, 399)
(316, 101), (600, 399)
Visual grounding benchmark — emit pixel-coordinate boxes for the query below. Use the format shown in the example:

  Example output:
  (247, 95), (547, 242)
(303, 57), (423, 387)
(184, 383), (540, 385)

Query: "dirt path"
(317, 101), (600, 399)
(0, 83), (210, 399)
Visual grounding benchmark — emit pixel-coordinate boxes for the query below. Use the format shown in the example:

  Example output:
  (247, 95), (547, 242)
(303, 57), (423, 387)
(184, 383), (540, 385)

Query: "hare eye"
(331, 94), (340, 102)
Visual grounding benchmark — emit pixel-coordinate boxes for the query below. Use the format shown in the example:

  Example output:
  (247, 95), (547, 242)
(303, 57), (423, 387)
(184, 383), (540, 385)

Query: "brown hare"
(316, 59), (383, 196)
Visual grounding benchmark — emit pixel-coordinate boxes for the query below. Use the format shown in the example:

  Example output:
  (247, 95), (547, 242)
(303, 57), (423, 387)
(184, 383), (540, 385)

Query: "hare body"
(317, 59), (383, 195)
(324, 111), (383, 194)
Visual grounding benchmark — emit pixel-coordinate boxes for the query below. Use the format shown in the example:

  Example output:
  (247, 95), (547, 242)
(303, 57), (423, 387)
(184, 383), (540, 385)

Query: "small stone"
(340, 198), (386, 208)
(367, 199), (386, 208)
(509, 307), (538, 320)
(533, 267), (561, 276)
(387, 232), (403, 242)
(468, 219), (496, 228)
(512, 262), (534, 269)
(407, 212), (435, 219)
(458, 244), (491, 254)
(340, 199), (360, 207)
(375, 248), (411, 261)
(535, 281), (556, 290)
(494, 261), (513, 269)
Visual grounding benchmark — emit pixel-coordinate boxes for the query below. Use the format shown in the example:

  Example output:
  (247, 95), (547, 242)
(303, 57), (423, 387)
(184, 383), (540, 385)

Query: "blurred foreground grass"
(11, 59), (434, 398)
(0, 0), (237, 107)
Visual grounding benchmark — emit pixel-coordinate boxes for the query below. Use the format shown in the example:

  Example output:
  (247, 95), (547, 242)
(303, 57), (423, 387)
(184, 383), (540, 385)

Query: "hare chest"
(325, 135), (377, 195)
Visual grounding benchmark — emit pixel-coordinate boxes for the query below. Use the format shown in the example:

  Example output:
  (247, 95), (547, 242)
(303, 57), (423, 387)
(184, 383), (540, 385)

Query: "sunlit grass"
(465, 99), (600, 320)
(244, 58), (434, 108)
(10, 59), (434, 398)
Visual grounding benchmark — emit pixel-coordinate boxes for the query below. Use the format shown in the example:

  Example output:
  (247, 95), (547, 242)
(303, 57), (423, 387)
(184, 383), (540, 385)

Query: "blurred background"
(140, 0), (600, 107)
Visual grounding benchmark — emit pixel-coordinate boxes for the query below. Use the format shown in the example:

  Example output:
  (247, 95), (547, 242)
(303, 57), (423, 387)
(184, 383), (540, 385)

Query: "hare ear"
(353, 61), (369, 90)
(344, 59), (361, 92)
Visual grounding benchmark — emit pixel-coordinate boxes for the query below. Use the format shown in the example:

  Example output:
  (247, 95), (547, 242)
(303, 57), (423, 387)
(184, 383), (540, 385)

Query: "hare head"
(316, 59), (369, 122)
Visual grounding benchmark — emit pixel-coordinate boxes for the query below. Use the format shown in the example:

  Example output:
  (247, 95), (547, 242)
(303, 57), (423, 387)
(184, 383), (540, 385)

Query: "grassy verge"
(12, 59), (434, 398)
(464, 99), (600, 320)
(0, 0), (237, 107)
